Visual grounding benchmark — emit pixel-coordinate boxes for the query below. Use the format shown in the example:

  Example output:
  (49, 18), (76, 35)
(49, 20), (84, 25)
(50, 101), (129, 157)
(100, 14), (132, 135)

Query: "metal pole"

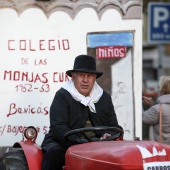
(158, 44), (163, 80)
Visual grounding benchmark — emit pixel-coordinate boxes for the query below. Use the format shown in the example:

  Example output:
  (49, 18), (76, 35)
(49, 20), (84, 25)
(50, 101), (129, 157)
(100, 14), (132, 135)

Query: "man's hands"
(100, 133), (111, 140)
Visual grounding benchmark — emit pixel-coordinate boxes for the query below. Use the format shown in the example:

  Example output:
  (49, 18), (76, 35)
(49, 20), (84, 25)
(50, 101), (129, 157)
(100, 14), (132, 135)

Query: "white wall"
(0, 7), (142, 146)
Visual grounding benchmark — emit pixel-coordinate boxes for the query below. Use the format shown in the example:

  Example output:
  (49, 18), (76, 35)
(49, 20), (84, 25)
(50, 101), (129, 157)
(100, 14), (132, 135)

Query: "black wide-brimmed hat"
(66, 54), (103, 79)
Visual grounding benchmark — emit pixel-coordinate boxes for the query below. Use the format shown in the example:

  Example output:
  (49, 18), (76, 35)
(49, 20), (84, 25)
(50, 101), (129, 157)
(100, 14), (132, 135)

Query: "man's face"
(72, 72), (97, 96)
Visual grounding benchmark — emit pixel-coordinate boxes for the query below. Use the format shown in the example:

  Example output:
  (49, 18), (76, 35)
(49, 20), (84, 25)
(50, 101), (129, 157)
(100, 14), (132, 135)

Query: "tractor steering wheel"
(64, 126), (123, 142)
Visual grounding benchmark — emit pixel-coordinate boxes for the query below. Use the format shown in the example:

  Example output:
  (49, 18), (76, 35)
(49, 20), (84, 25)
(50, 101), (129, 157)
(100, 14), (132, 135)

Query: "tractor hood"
(64, 140), (170, 170)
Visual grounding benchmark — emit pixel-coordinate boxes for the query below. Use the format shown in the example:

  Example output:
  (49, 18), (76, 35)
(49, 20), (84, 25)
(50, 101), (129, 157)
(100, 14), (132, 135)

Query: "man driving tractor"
(41, 54), (123, 170)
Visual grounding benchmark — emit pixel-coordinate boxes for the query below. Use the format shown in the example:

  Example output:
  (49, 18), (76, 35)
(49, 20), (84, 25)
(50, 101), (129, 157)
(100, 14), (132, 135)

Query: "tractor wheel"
(0, 150), (28, 170)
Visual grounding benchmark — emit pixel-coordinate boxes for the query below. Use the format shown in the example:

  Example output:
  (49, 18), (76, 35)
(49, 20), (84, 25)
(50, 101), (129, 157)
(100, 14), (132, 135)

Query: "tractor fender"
(14, 140), (43, 170)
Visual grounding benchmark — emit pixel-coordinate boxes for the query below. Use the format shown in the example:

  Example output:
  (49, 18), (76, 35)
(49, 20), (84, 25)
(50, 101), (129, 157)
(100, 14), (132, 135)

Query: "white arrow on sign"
(163, 23), (169, 32)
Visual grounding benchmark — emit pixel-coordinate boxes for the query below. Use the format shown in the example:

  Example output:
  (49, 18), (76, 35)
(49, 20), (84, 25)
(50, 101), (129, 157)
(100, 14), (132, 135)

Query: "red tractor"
(1, 126), (170, 170)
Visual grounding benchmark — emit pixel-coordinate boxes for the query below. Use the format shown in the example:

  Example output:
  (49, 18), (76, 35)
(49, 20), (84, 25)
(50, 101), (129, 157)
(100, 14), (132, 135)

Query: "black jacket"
(41, 88), (122, 148)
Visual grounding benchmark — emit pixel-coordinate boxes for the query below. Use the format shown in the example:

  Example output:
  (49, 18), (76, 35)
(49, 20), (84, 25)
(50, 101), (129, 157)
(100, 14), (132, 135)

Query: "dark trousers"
(41, 143), (67, 170)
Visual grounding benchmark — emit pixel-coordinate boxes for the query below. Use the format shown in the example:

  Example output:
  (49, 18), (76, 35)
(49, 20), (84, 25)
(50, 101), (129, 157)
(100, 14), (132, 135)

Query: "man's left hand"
(100, 133), (111, 140)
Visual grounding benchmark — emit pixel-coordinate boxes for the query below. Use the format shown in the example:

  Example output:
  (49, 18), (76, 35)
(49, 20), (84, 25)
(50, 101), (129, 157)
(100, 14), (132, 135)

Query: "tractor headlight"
(24, 126), (37, 140)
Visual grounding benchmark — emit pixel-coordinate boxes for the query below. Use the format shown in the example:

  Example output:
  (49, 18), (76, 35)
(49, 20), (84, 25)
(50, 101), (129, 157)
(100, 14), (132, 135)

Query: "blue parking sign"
(148, 2), (170, 43)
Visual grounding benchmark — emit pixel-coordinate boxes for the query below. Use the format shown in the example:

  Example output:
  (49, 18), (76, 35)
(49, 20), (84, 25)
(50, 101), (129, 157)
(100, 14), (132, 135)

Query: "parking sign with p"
(148, 3), (170, 43)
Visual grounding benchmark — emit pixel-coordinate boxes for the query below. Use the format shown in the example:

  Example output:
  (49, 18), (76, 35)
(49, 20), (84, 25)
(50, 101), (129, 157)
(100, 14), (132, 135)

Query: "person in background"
(142, 76), (170, 145)
(41, 54), (123, 170)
